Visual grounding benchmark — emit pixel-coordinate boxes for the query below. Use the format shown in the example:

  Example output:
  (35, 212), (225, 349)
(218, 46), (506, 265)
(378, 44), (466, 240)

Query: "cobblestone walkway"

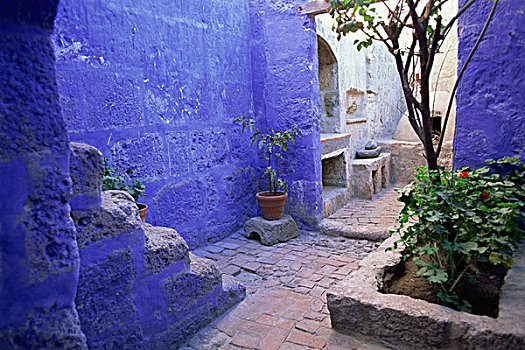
(184, 188), (403, 350)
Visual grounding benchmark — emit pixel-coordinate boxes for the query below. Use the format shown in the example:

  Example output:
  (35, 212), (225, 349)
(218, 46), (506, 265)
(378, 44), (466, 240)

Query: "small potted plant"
(234, 115), (301, 220)
(102, 157), (148, 222)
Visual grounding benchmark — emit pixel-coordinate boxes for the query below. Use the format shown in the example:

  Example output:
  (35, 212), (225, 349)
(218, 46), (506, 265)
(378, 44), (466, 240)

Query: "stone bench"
(349, 153), (391, 200)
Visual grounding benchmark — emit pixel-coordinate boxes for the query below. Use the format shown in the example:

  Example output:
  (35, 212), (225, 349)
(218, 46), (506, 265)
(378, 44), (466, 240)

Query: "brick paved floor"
(183, 188), (403, 350)
(320, 188), (404, 241)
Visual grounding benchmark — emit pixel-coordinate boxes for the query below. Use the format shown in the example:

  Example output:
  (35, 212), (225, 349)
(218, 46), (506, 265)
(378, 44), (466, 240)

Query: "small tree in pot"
(234, 115), (301, 220)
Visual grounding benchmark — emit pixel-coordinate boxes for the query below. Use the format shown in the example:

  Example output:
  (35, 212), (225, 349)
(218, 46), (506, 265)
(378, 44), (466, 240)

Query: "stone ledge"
(327, 235), (525, 349)
(318, 220), (389, 241)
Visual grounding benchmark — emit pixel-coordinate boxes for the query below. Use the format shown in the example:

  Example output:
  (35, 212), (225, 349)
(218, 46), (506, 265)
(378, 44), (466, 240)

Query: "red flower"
(481, 191), (489, 200)
(459, 171), (470, 178)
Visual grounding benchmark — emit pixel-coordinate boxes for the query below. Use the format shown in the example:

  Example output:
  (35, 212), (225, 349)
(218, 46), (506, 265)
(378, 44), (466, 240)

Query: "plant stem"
(449, 263), (470, 292)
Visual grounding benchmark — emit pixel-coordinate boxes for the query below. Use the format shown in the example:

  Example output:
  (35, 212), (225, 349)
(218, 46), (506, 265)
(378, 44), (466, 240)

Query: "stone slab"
(319, 220), (389, 242)
(243, 215), (299, 246)
(327, 235), (525, 349)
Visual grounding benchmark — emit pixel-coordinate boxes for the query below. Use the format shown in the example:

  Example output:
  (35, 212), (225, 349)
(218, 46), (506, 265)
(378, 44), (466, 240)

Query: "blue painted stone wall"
(455, 0), (525, 168)
(0, 1), (86, 347)
(249, 0), (323, 225)
(52, 0), (259, 249)
(53, 0), (323, 246)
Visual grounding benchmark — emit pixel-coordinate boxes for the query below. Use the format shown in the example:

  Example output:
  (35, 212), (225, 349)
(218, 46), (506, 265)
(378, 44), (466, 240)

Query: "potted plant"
(234, 115), (301, 220)
(102, 157), (148, 222)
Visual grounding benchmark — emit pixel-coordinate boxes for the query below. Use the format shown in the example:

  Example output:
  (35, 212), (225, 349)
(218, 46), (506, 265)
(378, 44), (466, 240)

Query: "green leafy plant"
(390, 157), (525, 312)
(102, 157), (146, 201)
(233, 115), (301, 195)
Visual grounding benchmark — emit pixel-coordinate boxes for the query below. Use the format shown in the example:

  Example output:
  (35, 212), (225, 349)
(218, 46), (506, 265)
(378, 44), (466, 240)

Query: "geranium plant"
(233, 115), (301, 195)
(390, 157), (525, 312)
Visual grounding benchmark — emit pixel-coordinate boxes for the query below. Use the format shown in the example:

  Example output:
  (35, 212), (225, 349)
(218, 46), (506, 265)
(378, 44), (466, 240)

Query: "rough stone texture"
(0, 3), (87, 348)
(322, 186), (351, 218)
(349, 153), (392, 199)
(321, 150), (347, 187)
(71, 190), (143, 249)
(69, 143), (246, 349)
(320, 133), (351, 156)
(328, 236), (525, 349)
(244, 215), (299, 246)
(143, 224), (190, 274)
(356, 146), (382, 159)
(52, 0), (259, 248)
(70, 142), (104, 210)
(455, 0), (525, 168)
(379, 140), (453, 185)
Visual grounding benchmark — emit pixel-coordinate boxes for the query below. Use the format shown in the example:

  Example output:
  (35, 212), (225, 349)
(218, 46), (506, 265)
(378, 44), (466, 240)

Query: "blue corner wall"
(53, 0), (259, 249)
(53, 0), (323, 248)
(0, 1), (86, 347)
(250, 0), (323, 225)
(455, 0), (525, 168)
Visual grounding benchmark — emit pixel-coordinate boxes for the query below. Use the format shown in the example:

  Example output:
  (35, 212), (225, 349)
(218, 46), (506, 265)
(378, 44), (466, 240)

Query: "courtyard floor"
(185, 187), (403, 350)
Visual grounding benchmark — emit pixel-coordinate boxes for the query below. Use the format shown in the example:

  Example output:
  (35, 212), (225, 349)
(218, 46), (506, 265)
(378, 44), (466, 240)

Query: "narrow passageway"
(184, 189), (403, 349)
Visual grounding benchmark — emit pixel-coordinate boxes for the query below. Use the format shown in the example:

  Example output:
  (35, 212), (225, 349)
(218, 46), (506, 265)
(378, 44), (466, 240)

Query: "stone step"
(318, 219), (390, 242)
(144, 224), (190, 273)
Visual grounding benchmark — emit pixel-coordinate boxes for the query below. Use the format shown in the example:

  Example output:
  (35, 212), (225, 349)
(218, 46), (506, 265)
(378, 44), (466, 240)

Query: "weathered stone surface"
(322, 186), (350, 218)
(356, 146), (382, 159)
(327, 236), (525, 349)
(71, 190), (142, 249)
(111, 133), (167, 181)
(365, 140), (378, 150)
(319, 220), (389, 242)
(70, 142), (104, 210)
(456, 0), (524, 168)
(76, 249), (142, 344)
(0, 5), (86, 348)
(244, 215), (299, 246)
(320, 133), (351, 157)
(378, 140), (452, 185)
(143, 224), (190, 274)
(349, 153), (391, 199)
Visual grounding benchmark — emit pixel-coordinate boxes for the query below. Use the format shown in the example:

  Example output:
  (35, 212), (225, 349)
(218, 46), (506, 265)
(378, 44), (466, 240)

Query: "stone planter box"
(327, 234), (525, 349)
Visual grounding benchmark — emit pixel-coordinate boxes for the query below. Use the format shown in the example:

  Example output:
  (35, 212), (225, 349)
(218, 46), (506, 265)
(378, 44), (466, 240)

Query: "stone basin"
(327, 235), (525, 349)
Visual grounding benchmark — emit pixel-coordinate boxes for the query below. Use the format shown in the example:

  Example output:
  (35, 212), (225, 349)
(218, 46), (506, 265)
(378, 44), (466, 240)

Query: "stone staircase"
(69, 143), (245, 349)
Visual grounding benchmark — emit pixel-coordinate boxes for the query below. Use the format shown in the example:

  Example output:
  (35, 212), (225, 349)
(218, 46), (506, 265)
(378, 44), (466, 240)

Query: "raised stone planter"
(243, 215), (298, 246)
(327, 235), (525, 349)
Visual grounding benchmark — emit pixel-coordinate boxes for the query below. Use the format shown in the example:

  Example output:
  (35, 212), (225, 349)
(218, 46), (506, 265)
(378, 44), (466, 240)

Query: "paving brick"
(204, 245), (224, 254)
(295, 319), (321, 334)
(220, 242), (240, 250)
(229, 332), (259, 349)
(287, 329), (316, 346)
(184, 189), (400, 350)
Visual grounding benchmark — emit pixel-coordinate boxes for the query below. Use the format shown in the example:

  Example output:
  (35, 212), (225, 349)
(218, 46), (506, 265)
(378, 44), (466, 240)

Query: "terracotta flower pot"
(136, 203), (148, 223)
(256, 191), (287, 220)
